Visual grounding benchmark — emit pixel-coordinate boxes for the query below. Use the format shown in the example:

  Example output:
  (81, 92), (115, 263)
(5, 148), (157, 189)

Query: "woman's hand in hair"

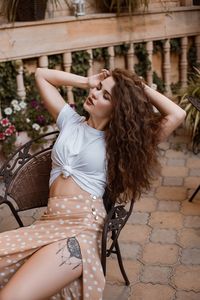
(88, 69), (110, 89)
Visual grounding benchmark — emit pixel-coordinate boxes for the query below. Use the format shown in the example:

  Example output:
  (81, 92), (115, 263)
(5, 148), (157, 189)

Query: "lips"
(86, 96), (94, 105)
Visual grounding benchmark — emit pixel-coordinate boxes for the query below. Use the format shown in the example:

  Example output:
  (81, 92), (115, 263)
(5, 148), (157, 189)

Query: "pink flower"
(8, 125), (16, 133)
(0, 133), (5, 140)
(0, 118), (10, 127)
(5, 128), (13, 136)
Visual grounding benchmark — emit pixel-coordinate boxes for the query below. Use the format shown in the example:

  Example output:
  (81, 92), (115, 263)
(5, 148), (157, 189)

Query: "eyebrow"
(100, 82), (112, 98)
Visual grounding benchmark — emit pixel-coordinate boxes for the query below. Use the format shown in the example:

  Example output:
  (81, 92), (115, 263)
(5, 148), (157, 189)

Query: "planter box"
(15, 0), (48, 21)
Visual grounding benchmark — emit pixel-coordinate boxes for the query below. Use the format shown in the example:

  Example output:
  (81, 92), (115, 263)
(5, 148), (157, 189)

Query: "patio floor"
(104, 127), (200, 300)
(0, 126), (200, 300)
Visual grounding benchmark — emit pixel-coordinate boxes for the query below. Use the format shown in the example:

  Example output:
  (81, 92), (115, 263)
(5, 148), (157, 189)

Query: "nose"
(91, 87), (100, 99)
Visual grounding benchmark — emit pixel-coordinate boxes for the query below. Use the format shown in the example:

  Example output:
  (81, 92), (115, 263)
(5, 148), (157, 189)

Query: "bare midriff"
(49, 175), (91, 198)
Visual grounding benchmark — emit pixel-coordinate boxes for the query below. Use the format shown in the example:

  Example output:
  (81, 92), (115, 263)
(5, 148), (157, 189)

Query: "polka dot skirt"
(0, 194), (107, 300)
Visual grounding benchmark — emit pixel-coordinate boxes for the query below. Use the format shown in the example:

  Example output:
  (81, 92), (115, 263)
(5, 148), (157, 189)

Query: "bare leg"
(0, 237), (82, 300)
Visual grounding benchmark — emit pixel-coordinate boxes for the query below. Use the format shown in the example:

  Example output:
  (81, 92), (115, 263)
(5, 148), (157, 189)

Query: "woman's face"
(83, 76), (115, 121)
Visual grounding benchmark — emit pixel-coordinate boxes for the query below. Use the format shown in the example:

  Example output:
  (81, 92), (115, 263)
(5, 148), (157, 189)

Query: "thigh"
(0, 237), (82, 300)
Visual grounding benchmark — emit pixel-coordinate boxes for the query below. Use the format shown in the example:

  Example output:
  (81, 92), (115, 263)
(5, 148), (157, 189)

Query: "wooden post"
(63, 52), (74, 103)
(146, 41), (153, 86)
(163, 39), (171, 97)
(127, 43), (135, 71)
(108, 46), (115, 70)
(180, 36), (188, 89)
(87, 49), (93, 77)
(16, 59), (26, 100)
(38, 55), (48, 68)
(195, 35), (200, 66)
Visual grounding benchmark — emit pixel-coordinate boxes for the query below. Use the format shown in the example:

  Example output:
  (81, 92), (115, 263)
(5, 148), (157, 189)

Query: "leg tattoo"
(56, 237), (82, 270)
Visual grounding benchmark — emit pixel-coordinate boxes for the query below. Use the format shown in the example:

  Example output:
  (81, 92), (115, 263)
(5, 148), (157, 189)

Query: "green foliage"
(153, 71), (165, 93)
(170, 81), (181, 95)
(179, 67), (200, 140)
(188, 37), (198, 80)
(134, 42), (151, 79)
(71, 50), (90, 115)
(153, 40), (164, 54)
(114, 43), (130, 55)
(103, 0), (149, 14)
(170, 38), (181, 54)
(92, 48), (110, 69)
(0, 61), (18, 110)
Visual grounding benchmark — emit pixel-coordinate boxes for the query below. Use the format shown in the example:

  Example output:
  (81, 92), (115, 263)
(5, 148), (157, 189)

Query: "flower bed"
(0, 98), (54, 157)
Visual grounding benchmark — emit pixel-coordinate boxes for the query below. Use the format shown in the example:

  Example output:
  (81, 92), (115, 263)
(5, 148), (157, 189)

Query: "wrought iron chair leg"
(3, 201), (24, 227)
(115, 240), (130, 286)
(189, 185), (200, 202)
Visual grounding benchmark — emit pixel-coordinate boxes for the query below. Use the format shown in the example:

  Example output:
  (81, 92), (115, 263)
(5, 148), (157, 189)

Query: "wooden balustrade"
(11, 33), (200, 101)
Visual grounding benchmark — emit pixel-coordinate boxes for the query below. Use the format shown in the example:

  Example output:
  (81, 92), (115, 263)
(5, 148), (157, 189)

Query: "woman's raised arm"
(35, 68), (89, 120)
(143, 84), (186, 142)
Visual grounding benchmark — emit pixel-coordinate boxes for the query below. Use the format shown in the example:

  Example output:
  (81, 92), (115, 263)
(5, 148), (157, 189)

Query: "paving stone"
(142, 243), (179, 265)
(186, 158), (200, 169)
(167, 158), (186, 166)
(184, 216), (200, 228)
(149, 212), (183, 229)
(104, 283), (130, 300)
(181, 200), (200, 215)
(130, 283), (175, 300)
(150, 228), (177, 244)
(157, 200), (181, 211)
(128, 212), (149, 225)
(189, 169), (200, 176)
(140, 265), (172, 284)
(133, 197), (157, 212)
(181, 248), (200, 264)
(0, 215), (19, 233)
(163, 177), (183, 186)
(119, 224), (151, 244)
(178, 229), (200, 248)
(155, 187), (187, 201)
(106, 258), (141, 284)
(120, 242), (142, 260)
(176, 290), (200, 300)
(158, 142), (170, 151)
(165, 149), (189, 159)
(172, 265), (200, 291)
(184, 177), (200, 189)
(161, 166), (188, 177)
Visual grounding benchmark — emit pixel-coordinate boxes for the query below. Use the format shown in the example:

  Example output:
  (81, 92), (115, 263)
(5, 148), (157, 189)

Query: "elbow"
(177, 108), (186, 125)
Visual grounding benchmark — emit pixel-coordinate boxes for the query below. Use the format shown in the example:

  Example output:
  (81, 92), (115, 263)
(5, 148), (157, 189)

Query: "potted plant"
(0, 0), (70, 22)
(179, 67), (200, 152)
(103, 0), (149, 14)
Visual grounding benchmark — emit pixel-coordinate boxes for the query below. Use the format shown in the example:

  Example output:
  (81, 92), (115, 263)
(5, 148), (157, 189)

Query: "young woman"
(0, 67), (186, 300)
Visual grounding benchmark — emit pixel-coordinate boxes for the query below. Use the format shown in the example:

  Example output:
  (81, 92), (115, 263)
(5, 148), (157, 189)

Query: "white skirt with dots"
(0, 194), (107, 300)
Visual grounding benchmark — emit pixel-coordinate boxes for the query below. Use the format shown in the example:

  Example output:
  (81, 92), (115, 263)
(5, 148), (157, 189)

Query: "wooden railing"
(0, 6), (200, 105)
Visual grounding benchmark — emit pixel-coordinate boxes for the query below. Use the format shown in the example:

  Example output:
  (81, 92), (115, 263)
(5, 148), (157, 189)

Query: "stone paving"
(0, 127), (200, 300)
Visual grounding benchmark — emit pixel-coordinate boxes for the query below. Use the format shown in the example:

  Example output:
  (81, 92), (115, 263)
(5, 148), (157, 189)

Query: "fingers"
(101, 69), (110, 79)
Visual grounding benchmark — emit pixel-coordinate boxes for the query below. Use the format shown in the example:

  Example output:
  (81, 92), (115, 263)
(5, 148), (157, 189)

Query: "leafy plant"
(0, 0), (70, 22)
(103, 0), (149, 14)
(179, 67), (200, 139)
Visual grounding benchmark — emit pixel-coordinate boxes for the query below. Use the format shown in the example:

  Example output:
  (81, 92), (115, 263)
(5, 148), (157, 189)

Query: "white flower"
(11, 99), (19, 106)
(19, 101), (27, 109)
(13, 104), (21, 111)
(26, 118), (31, 123)
(32, 123), (40, 131)
(4, 107), (13, 115)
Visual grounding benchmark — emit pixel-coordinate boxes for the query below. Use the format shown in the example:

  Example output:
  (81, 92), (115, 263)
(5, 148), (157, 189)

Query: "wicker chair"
(0, 131), (135, 285)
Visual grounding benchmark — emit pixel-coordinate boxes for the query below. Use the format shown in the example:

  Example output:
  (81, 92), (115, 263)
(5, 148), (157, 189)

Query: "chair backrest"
(0, 131), (58, 211)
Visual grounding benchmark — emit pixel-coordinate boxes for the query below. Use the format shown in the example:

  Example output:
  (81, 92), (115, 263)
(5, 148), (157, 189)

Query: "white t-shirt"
(49, 104), (107, 197)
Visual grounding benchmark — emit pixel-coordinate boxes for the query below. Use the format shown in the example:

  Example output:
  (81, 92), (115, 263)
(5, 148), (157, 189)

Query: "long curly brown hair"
(105, 68), (164, 204)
